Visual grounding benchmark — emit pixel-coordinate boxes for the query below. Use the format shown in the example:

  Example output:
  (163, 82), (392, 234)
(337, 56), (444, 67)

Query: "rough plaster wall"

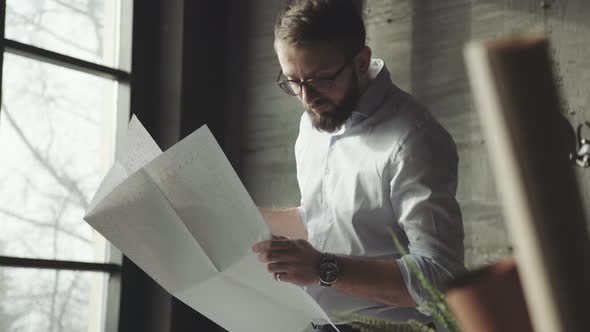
(239, 0), (590, 268)
(240, 1), (300, 208)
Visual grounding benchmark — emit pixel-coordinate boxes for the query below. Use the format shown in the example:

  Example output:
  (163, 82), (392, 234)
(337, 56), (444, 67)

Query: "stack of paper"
(84, 116), (337, 332)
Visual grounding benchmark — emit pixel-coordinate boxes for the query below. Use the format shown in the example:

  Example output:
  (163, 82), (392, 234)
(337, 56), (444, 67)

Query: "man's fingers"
(267, 262), (289, 273)
(252, 239), (293, 253)
(257, 250), (290, 263)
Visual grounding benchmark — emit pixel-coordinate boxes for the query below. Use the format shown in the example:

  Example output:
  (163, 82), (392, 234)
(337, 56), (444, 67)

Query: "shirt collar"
(329, 59), (394, 136)
(355, 58), (394, 118)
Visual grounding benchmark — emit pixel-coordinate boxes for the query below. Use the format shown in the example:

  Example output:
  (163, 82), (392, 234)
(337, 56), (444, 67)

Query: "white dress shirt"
(296, 59), (465, 324)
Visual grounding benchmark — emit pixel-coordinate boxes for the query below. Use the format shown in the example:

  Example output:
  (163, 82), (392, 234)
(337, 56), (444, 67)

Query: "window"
(0, 1), (132, 331)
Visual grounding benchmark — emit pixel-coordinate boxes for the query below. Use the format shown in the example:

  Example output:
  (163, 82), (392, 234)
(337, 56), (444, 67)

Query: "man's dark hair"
(274, 0), (366, 57)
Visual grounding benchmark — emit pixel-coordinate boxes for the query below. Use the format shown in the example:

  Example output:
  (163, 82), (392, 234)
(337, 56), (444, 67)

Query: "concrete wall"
(238, 0), (590, 268)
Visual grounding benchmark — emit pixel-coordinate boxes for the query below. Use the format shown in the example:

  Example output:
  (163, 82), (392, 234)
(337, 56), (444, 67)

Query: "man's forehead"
(275, 40), (346, 77)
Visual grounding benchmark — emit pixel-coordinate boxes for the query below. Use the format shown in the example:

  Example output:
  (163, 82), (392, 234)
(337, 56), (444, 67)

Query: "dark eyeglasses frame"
(276, 59), (352, 96)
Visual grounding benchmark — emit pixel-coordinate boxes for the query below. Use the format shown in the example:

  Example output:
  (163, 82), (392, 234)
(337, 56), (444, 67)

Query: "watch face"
(319, 262), (339, 283)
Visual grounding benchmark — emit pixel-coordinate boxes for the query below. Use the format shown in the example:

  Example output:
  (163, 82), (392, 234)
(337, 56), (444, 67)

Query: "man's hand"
(252, 236), (321, 286)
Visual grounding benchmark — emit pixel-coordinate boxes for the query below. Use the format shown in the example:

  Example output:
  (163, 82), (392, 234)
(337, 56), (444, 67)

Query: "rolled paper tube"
(464, 34), (590, 332)
(445, 259), (533, 332)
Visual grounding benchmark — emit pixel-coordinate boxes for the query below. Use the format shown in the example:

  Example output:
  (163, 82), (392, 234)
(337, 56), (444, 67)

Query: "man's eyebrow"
(314, 68), (339, 77)
(284, 66), (340, 80)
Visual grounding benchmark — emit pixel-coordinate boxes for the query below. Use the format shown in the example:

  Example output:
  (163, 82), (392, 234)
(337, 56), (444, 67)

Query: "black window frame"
(0, 1), (133, 331)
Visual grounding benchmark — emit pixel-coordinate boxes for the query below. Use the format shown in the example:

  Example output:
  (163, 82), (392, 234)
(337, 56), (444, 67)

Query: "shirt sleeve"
(389, 124), (465, 315)
(297, 204), (307, 224)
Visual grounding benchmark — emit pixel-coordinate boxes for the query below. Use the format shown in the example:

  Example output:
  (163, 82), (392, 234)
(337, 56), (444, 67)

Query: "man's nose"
(300, 84), (318, 105)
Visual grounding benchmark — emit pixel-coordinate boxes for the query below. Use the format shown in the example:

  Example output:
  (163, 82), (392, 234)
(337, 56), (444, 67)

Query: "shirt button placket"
(323, 144), (331, 212)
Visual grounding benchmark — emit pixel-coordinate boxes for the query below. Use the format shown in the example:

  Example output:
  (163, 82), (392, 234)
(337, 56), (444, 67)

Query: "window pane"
(5, 0), (122, 69)
(0, 53), (118, 263)
(0, 267), (108, 332)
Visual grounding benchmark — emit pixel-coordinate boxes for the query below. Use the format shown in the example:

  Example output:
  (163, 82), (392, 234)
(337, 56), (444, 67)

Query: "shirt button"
(324, 168), (329, 175)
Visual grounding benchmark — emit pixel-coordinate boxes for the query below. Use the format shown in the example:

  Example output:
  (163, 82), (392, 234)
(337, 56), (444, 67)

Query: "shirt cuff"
(396, 255), (456, 316)
(297, 205), (307, 224)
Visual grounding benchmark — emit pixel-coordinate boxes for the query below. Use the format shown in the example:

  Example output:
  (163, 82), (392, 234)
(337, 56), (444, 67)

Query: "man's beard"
(305, 78), (360, 133)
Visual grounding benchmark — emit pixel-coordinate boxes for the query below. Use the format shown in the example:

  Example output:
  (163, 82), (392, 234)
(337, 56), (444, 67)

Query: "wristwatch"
(318, 252), (339, 287)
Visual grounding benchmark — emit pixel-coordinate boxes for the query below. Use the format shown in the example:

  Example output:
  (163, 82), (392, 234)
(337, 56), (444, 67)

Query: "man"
(252, 1), (465, 331)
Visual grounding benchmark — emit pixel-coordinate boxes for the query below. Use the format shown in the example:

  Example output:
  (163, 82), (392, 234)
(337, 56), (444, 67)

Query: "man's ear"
(355, 46), (372, 75)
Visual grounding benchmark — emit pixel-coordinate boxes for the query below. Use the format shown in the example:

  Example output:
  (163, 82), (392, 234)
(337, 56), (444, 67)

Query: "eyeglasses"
(276, 60), (351, 96)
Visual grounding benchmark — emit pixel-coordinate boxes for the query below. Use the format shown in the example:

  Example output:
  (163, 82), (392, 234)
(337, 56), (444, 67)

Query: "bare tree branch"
(49, 194), (68, 332)
(21, 176), (79, 205)
(48, 270), (60, 332)
(88, 0), (104, 56)
(54, 0), (105, 58)
(55, 274), (80, 331)
(1, 104), (90, 209)
(19, 236), (44, 258)
(7, 292), (59, 300)
(53, 0), (92, 18)
(7, 9), (98, 56)
(6, 82), (99, 126)
(0, 207), (91, 244)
